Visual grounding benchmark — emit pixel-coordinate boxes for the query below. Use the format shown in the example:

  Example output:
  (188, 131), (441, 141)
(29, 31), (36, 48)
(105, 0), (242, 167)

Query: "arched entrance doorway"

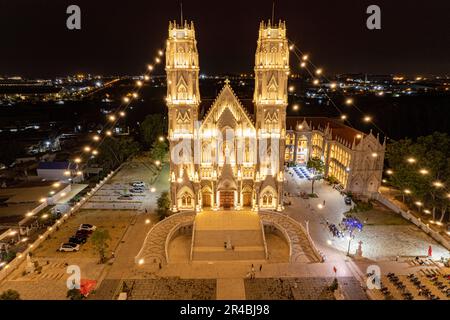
(219, 191), (234, 209)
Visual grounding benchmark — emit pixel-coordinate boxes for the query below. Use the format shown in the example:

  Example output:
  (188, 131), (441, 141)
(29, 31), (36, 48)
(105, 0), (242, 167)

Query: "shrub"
(0, 289), (21, 300)
(329, 278), (339, 292)
(67, 288), (84, 300)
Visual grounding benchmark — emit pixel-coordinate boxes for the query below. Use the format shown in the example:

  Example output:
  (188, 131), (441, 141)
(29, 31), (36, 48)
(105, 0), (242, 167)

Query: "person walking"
(259, 264), (262, 272)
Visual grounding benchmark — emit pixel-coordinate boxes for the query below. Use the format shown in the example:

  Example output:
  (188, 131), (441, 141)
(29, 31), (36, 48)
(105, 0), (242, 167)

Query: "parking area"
(83, 159), (162, 211)
(32, 209), (133, 259)
(0, 158), (168, 299)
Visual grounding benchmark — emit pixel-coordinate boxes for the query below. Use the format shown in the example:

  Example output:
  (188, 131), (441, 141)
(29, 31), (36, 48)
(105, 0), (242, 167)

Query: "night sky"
(0, 0), (449, 78)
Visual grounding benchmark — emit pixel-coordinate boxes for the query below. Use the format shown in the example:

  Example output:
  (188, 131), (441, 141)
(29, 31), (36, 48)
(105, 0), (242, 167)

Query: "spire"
(272, 1), (275, 23)
(180, 1), (183, 25)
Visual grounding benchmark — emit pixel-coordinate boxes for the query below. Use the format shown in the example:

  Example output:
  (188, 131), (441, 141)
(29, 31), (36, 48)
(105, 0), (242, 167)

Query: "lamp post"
(346, 233), (354, 257)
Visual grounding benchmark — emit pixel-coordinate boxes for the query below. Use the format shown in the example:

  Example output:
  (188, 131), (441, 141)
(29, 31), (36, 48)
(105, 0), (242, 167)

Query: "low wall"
(82, 202), (142, 210)
(376, 193), (450, 251)
(165, 222), (193, 264)
(0, 166), (122, 283)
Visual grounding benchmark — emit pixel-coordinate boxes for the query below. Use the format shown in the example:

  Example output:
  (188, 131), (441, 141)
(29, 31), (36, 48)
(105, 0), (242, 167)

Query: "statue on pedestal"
(355, 241), (363, 258)
(25, 253), (34, 273)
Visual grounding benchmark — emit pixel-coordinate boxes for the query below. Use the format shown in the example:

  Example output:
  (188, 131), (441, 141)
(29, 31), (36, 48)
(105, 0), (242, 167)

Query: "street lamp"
(414, 201), (423, 213)
(432, 181), (444, 188)
(346, 234), (355, 256)
(402, 189), (411, 203)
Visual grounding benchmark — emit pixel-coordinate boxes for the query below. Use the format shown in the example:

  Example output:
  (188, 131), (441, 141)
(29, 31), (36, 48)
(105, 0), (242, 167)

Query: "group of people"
(247, 264), (263, 279)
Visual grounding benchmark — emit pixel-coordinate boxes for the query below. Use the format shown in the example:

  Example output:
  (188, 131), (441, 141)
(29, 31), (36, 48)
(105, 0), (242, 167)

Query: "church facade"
(167, 20), (287, 212)
(166, 20), (385, 213)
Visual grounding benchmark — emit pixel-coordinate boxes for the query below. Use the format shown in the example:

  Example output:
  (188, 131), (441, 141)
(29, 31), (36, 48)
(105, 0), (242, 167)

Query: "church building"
(166, 20), (385, 213)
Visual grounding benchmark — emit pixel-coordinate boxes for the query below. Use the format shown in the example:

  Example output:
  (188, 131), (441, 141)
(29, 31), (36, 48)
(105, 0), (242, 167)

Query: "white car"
(58, 243), (80, 252)
(78, 223), (97, 232)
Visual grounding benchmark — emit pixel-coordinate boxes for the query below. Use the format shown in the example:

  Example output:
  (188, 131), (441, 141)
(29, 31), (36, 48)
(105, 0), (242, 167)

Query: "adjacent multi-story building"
(285, 117), (385, 197)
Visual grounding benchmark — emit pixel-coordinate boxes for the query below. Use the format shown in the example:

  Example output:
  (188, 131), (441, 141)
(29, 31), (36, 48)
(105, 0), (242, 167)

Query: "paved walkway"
(216, 278), (246, 300)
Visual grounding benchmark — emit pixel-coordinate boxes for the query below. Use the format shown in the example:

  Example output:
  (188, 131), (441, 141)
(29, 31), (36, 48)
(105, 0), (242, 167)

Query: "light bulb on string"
(136, 80), (143, 87)
(119, 111), (126, 117)
(315, 68), (323, 75)
(123, 97), (130, 103)
(108, 115), (116, 122)
(302, 54), (309, 61)
(147, 64), (154, 71)
(363, 116), (372, 123)
(158, 50), (164, 56)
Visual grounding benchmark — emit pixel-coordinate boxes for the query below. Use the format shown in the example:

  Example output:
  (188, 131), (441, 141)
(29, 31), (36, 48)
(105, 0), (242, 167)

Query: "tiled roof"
(286, 116), (364, 145)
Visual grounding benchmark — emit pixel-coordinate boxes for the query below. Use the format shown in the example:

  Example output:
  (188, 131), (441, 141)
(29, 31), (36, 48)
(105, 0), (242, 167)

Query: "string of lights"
(286, 41), (449, 232)
(1, 47), (167, 267)
(287, 41), (387, 137)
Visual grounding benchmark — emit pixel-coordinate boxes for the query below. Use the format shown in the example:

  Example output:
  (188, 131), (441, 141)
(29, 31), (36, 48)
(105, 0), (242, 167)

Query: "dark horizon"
(1, 0), (449, 78)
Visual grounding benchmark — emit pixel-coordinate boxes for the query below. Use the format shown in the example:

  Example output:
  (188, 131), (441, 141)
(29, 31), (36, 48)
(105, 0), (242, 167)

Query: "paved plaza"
(1, 160), (448, 300)
(124, 278), (216, 300)
(283, 167), (449, 261)
(245, 277), (366, 300)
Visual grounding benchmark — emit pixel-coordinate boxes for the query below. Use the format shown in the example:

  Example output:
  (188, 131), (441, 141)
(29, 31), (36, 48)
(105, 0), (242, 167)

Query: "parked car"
(118, 195), (133, 200)
(132, 185), (146, 189)
(131, 181), (145, 187)
(130, 188), (144, 193)
(344, 196), (352, 205)
(58, 243), (80, 252)
(78, 224), (97, 232)
(75, 230), (91, 238)
(68, 236), (87, 244)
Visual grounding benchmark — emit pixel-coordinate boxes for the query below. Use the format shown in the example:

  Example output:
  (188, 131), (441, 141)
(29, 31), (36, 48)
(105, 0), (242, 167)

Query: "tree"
(140, 114), (167, 149)
(67, 288), (84, 300)
(95, 136), (140, 172)
(340, 216), (364, 256)
(0, 142), (24, 166)
(306, 157), (325, 194)
(156, 191), (171, 220)
(150, 139), (168, 163)
(91, 229), (111, 263)
(386, 132), (450, 222)
(0, 289), (21, 300)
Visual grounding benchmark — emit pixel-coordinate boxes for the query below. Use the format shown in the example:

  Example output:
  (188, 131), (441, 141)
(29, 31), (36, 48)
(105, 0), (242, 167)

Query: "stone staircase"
(192, 228), (266, 261)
